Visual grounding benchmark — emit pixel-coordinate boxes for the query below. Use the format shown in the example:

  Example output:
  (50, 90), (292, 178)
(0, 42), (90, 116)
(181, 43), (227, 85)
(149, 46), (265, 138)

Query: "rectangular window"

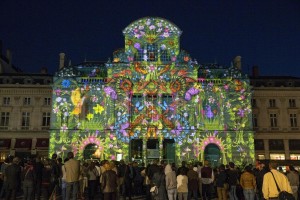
(24, 97), (31, 105)
(251, 99), (257, 108)
(289, 99), (296, 108)
(3, 97), (10, 105)
(290, 113), (297, 127)
(270, 113), (277, 127)
(42, 112), (51, 128)
(289, 140), (300, 150)
(253, 114), (258, 127)
(269, 99), (276, 107)
(44, 98), (51, 106)
(0, 112), (10, 129)
(269, 139), (284, 150)
(254, 139), (264, 150)
(21, 112), (30, 129)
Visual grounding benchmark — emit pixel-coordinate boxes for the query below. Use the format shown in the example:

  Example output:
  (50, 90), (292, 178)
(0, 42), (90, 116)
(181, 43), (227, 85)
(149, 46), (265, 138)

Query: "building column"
(264, 139), (270, 159)
(284, 139), (290, 160)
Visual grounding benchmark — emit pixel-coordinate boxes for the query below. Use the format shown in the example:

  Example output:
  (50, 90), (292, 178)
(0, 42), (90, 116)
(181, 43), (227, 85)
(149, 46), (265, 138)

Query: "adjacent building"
(0, 42), (52, 161)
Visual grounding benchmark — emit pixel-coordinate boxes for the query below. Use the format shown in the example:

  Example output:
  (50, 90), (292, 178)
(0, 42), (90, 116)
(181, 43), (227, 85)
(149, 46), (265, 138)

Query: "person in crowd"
(177, 161), (189, 176)
(216, 164), (228, 200)
(201, 160), (214, 200)
(147, 160), (160, 183)
(286, 165), (299, 200)
(141, 164), (151, 200)
(240, 165), (256, 200)
(132, 161), (143, 196)
(50, 153), (60, 197)
(177, 168), (188, 200)
(152, 166), (167, 200)
(87, 161), (99, 200)
(187, 165), (199, 200)
(165, 164), (177, 200)
(253, 161), (268, 200)
(64, 152), (80, 200)
(22, 159), (36, 200)
(196, 161), (203, 199)
(262, 161), (292, 200)
(99, 160), (108, 199)
(101, 160), (118, 200)
(0, 157), (12, 198)
(61, 158), (69, 200)
(33, 157), (44, 200)
(4, 157), (21, 200)
(117, 160), (127, 197)
(41, 159), (52, 199)
(227, 162), (239, 200)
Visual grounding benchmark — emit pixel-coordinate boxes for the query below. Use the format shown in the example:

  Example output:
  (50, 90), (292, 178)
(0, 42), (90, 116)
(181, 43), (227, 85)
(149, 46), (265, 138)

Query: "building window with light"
(290, 113), (297, 127)
(0, 112), (10, 129)
(21, 112), (30, 130)
(270, 154), (285, 160)
(3, 97), (10, 105)
(24, 97), (31, 105)
(44, 98), (51, 106)
(269, 99), (276, 108)
(42, 112), (51, 129)
(289, 99), (296, 108)
(270, 113), (277, 127)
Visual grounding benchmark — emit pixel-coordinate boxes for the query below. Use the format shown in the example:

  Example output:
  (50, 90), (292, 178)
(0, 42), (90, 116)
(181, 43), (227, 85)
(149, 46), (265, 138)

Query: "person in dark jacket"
(152, 166), (167, 200)
(22, 159), (36, 200)
(187, 165), (199, 200)
(227, 162), (239, 200)
(216, 164), (228, 200)
(4, 157), (22, 200)
(254, 161), (268, 200)
(102, 161), (118, 200)
(33, 157), (44, 200)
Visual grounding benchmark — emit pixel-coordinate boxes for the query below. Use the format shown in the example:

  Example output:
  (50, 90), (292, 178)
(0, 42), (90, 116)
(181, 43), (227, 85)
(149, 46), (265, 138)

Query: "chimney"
(252, 66), (259, 77)
(40, 67), (48, 74)
(233, 55), (242, 70)
(6, 49), (12, 67)
(59, 52), (65, 69)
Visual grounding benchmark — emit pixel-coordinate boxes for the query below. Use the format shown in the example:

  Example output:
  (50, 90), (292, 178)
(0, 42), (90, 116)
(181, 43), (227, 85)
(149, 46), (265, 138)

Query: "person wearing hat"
(4, 157), (21, 200)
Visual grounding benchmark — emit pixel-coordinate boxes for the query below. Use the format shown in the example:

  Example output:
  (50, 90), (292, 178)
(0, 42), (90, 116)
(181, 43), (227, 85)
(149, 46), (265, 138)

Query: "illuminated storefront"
(50, 17), (254, 165)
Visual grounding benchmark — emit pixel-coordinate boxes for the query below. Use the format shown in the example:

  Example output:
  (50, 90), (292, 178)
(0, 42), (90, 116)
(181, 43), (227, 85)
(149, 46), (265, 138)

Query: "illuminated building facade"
(49, 17), (254, 166)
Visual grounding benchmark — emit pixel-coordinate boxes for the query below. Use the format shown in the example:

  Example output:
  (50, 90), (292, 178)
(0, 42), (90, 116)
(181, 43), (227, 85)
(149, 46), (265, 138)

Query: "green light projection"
(50, 17), (254, 165)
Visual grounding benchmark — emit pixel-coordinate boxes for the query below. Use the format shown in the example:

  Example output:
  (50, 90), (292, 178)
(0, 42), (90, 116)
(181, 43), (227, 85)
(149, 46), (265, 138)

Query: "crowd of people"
(0, 154), (299, 200)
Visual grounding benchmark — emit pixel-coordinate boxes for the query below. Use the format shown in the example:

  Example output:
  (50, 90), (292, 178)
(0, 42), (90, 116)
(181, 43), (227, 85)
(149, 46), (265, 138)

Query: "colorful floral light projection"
(50, 17), (254, 165)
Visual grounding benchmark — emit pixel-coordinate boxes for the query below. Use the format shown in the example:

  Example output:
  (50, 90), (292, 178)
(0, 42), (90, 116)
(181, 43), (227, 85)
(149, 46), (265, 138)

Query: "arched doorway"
(204, 143), (221, 167)
(83, 143), (99, 160)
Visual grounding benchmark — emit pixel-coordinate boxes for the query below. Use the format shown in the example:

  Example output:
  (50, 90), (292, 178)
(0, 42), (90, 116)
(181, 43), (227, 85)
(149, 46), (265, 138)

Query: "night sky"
(1, 0), (299, 76)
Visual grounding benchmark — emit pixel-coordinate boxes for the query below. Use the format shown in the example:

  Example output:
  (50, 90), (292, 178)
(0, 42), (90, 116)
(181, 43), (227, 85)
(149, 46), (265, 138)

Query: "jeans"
(66, 181), (79, 200)
(202, 183), (211, 200)
(178, 192), (188, 200)
(61, 180), (66, 200)
(243, 189), (255, 200)
(188, 189), (198, 200)
(23, 181), (34, 200)
(88, 180), (97, 200)
(229, 185), (238, 200)
(167, 188), (177, 200)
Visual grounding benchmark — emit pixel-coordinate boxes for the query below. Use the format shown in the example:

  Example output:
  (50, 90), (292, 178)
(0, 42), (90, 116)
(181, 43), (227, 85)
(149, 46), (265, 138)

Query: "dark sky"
(1, 0), (300, 76)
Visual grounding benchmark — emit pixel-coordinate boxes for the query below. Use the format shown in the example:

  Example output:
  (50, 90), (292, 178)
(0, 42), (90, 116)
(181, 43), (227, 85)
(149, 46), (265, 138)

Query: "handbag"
(270, 171), (295, 200)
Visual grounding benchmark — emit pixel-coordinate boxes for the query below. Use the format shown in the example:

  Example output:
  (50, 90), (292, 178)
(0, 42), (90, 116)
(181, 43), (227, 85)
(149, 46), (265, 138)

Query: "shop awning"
(14, 139), (32, 149)
(36, 138), (49, 148)
(0, 139), (11, 149)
